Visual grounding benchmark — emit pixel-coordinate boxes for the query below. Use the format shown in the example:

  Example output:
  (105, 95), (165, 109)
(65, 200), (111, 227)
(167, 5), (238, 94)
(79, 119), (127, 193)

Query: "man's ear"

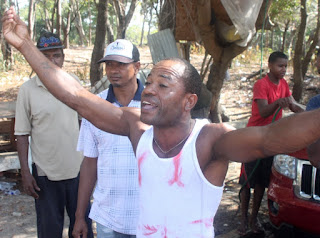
(184, 94), (198, 111)
(134, 62), (141, 74)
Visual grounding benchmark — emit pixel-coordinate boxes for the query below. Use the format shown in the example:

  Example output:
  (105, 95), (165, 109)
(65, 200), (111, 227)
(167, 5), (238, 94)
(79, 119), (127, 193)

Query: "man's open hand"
(2, 6), (30, 50)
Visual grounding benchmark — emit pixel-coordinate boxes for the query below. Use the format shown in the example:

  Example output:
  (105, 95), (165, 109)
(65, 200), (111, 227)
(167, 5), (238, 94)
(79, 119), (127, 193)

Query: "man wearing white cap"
(73, 39), (143, 238)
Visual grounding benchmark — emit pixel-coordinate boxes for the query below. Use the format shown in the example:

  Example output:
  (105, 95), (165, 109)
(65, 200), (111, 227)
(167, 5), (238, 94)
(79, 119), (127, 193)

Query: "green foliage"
(0, 51), (31, 79)
(126, 25), (142, 45)
(252, 0), (320, 56)
(234, 46), (270, 66)
(15, 0), (162, 46)
(269, 0), (300, 21)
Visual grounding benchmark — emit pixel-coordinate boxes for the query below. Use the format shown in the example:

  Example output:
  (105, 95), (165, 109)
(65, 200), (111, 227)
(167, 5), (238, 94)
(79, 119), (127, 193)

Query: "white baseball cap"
(97, 39), (140, 64)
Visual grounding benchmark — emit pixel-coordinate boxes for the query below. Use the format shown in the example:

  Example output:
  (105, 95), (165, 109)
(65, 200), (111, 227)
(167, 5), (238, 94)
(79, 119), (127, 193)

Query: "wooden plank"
(0, 118), (16, 151)
(0, 120), (12, 134)
(147, 29), (180, 64)
(0, 101), (16, 119)
(0, 152), (20, 172)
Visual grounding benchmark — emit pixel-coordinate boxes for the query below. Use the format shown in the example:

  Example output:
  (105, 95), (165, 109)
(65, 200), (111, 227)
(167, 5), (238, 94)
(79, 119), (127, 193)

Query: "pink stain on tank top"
(142, 224), (169, 237)
(143, 225), (158, 236)
(162, 226), (168, 238)
(138, 152), (147, 186)
(190, 217), (214, 228)
(168, 151), (184, 187)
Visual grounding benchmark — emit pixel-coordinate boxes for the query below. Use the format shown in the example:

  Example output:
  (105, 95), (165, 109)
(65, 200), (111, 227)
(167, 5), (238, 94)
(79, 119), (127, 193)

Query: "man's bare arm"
(16, 135), (40, 198)
(288, 95), (305, 113)
(213, 109), (320, 165)
(256, 99), (282, 118)
(2, 7), (148, 140)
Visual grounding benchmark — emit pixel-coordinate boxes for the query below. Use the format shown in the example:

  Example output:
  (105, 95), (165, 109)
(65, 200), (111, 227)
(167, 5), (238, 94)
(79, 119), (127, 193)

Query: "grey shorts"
(96, 222), (136, 238)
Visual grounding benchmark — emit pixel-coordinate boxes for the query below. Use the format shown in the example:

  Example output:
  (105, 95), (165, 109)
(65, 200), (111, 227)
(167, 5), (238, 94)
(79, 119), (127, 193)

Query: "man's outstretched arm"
(213, 109), (320, 166)
(2, 7), (146, 140)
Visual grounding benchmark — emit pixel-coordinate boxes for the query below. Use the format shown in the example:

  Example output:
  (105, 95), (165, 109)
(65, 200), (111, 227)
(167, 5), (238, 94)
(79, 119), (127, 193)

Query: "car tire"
(273, 226), (295, 238)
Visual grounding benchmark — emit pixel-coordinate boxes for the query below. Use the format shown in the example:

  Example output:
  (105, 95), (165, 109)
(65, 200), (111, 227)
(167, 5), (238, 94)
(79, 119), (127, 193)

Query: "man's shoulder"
(97, 88), (109, 99)
(279, 77), (289, 86)
(253, 76), (268, 88)
(307, 94), (320, 111)
(199, 122), (235, 141)
(19, 76), (37, 91)
(310, 94), (320, 101)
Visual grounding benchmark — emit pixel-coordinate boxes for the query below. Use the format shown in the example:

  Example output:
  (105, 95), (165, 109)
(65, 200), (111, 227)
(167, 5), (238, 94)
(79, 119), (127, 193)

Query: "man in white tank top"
(4, 10), (320, 237)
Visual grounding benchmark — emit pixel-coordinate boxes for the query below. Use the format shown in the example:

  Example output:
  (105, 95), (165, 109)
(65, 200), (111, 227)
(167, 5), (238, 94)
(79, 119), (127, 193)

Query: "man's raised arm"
(2, 7), (142, 138)
(213, 109), (320, 166)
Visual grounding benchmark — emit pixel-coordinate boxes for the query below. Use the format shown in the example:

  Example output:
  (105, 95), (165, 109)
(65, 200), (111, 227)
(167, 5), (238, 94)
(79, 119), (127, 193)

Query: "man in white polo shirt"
(14, 32), (93, 238)
(73, 39), (142, 238)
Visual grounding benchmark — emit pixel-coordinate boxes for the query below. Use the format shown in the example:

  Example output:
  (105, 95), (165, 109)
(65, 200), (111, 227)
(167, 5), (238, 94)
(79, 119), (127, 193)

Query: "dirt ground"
(0, 162), (258, 238)
(1, 45), (320, 238)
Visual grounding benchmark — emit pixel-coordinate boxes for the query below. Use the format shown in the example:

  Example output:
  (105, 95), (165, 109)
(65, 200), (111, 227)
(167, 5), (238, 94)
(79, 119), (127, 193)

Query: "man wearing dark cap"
(14, 32), (93, 238)
(73, 39), (143, 238)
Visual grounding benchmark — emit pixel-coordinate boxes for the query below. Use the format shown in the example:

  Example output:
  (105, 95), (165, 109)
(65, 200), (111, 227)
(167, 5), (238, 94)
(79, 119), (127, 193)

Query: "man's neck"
(153, 118), (195, 158)
(113, 79), (139, 106)
(267, 73), (280, 85)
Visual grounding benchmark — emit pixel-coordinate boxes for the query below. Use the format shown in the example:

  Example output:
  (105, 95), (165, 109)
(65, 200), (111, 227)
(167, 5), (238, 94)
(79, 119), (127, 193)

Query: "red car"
(268, 149), (320, 237)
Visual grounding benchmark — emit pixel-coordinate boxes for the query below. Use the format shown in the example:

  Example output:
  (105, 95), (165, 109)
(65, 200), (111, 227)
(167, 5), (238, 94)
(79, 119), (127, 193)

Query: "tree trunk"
(106, 2), (115, 44)
(206, 62), (230, 122)
(62, 7), (71, 49)
(2, 41), (13, 69)
(285, 30), (296, 59)
(281, 20), (290, 52)
(196, 0), (271, 121)
(71, 0), (88, 45)
(56, 0), (62, 38)
(1, 0), (13, 69)
(28, 0), (36, 40)
(270, 28), (274, 49)
(140, 11), (147, 46)
(264, 30), (269, 50)
(147, 5), (153, 36)
(113, 0), (137, 39)
(292, 0), (307, 101)
(88, 0), (92, 46)
(113, 0), (125, 39)
(43, 0), (52, 31)
(301, 0), (320, 78)
(106, 23), (115, 44)
(0, 0), (6, 39)
(179, 42), (191, 61)
(159, 0), (175, 31)
(89, 0), (108, 86)
(51, 3), (56, 33)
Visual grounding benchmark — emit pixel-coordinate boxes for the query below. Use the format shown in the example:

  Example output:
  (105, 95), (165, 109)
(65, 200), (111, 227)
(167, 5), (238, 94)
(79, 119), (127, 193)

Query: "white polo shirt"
(77, 79), (143, 235)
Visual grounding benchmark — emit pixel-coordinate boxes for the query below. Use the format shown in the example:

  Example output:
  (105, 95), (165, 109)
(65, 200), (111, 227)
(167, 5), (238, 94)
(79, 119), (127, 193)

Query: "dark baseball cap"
(37, 32), (64, 51)
(97, 39), (140, 64)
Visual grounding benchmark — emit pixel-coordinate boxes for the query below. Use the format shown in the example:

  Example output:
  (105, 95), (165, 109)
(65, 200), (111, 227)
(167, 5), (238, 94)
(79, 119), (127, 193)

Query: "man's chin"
(111, 83), (121, 88)
(140, 115), (153, 125)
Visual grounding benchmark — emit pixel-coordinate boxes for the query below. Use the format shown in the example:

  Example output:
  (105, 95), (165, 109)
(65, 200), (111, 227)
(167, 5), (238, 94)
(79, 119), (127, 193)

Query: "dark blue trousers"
(32, 164), (93, 238)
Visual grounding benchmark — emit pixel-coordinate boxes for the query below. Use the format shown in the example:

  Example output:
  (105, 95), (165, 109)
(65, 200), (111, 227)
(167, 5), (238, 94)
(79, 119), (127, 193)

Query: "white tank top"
(136, 119), (224, 238)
